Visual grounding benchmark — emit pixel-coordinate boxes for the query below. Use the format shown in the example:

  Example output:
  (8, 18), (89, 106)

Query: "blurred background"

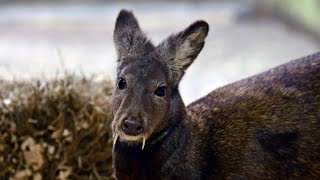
(0, 0), (319, 104)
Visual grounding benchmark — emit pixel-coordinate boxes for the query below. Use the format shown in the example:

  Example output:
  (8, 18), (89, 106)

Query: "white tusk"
(141, 136), (146, 150)
(113, 134), (119, 149)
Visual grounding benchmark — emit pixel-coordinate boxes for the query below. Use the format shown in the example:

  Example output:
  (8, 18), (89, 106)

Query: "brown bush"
(0, 75), (114, 179)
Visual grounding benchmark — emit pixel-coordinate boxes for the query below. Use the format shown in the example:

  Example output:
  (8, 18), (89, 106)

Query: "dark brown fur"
(188, 52), (320, 178)
(111, 9), (320, 179)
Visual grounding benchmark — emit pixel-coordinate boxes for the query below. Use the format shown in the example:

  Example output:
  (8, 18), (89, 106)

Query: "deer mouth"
(112, 114), (151, 150)
(113, 131), (147, 150)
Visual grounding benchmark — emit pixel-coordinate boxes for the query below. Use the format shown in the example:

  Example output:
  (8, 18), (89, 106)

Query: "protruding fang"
(142, 136), (146, 150)
(113, 134), (119, 150)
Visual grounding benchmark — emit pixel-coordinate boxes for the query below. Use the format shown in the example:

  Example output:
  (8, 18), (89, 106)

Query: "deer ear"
(156, 21), (209, 85)
(113, 9), (154, 61)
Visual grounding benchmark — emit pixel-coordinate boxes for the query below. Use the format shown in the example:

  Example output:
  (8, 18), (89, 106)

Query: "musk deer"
(111, 9), (320, 179)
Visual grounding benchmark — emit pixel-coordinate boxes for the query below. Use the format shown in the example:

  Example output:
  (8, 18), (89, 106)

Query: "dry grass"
(0, 75), (114, 179)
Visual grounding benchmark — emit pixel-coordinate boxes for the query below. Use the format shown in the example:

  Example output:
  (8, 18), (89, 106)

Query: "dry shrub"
(0, 75), (114, 179)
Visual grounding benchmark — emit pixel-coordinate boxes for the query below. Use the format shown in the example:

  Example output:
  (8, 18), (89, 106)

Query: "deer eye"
(155, 85), (166, 97)
(117, 78), (126, 90)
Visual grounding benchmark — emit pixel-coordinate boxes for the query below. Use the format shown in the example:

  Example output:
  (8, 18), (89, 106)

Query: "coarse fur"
(188, 52), (320, 178)
(111, 9), (320, 179)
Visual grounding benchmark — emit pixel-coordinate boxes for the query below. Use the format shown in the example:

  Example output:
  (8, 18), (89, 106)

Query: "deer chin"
(113, 131), (148, 150)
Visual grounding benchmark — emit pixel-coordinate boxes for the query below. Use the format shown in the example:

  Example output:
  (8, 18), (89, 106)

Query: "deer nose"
(122, 119), (144, 136)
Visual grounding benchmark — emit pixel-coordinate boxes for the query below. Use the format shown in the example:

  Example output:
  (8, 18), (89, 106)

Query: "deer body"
(188, 52), (320, 178)
(111, 9), (320, 179)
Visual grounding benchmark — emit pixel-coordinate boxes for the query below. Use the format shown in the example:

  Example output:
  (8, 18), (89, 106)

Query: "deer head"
(111, 9), (209, 149)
